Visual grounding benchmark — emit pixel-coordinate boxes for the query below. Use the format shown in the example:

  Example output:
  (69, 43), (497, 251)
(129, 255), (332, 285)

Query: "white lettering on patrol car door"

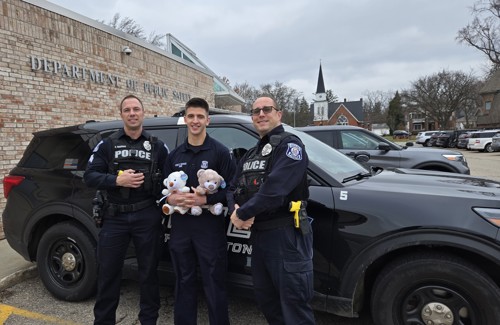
(340, 191), (348, 201)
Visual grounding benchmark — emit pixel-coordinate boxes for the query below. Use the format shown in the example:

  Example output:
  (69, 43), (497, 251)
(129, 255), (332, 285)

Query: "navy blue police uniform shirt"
(230, 124), (308, 221)
(164, 134), (236, 206)
(84, 129), (169, 203)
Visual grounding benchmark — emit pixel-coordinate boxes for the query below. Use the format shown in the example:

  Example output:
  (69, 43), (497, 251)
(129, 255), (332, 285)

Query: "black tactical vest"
(107, 132), (156, 202)
(235, 132), (308, 218)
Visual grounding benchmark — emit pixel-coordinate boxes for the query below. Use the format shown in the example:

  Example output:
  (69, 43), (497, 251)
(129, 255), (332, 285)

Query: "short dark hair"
(185, 97), (209, 113)
(120, 94), (143, 112)
(258, 94), (280, 111)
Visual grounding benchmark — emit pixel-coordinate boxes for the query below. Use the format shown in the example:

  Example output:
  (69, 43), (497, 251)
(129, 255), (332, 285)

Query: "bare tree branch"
(457, 0), (500, 66)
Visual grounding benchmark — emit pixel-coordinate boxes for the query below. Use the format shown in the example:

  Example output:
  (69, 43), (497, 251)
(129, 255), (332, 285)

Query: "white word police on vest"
(243, 160), (266, 171)
(114, 146), (152, 160)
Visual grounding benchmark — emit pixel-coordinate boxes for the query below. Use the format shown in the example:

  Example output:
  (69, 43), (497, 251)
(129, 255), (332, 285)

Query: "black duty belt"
(251, 217), (293, 231)
(108, 199), (155, 213)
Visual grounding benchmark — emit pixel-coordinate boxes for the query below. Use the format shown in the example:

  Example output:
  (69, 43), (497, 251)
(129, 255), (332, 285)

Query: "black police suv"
(3, 115), (500, 325)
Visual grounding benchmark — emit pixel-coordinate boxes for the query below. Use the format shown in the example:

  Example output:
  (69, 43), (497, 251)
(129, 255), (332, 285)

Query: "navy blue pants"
(93, 205), (163, 325)
(169, 212), (229, 325)
(250, 225), (315, 325)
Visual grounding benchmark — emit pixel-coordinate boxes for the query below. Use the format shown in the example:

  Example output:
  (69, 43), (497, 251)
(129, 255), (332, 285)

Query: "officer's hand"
(181, 192), (207, 208)
(231, 206), (252, 230)
(168, 191), (185, 206)
(241, 217), (254, 230)
(116, 169), (145, 188)
(230, 213), (244, 229)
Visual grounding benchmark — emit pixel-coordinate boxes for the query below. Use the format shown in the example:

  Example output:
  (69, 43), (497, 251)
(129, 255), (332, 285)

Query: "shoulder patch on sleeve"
(93, 140), (104, 153)
(286, 143), (302, 161)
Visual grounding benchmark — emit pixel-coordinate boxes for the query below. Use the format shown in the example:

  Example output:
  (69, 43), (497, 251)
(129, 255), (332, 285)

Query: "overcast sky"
(47, 0), (488, 102)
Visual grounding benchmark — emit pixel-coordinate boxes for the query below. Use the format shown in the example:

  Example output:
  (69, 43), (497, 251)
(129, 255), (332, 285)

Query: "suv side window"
(147, 128), (182, 152)
(307, 131), (333, 147)
(22, 134), (93, 170)
(340, 130), (379, 150)
(206, 126), (257, 152)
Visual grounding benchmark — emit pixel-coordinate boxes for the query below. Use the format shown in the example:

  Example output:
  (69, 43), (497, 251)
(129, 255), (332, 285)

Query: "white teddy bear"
(190, 169), (226, 216)
(159, 171), (190, 215)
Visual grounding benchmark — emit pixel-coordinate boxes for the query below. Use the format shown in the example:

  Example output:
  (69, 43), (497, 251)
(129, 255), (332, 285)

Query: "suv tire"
(371, 253), (500, 325)
(485, 143), (494, 153)
(36, 222), (97, 301)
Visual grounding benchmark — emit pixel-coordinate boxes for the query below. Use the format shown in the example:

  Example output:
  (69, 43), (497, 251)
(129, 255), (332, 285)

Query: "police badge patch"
(143, 141), (151, 151)
(286, 143), (302, 160)
(261, 143), (272, 156)
(201, 160), (208, 169)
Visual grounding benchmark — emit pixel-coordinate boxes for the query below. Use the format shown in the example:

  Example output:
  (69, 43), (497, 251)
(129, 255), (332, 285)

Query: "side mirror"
(378, 142), (391, 151)
(353, 151), (370, 163)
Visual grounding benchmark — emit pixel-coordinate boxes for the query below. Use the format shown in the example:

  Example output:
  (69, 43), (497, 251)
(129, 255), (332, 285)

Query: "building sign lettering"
(29, 55), (191, 101)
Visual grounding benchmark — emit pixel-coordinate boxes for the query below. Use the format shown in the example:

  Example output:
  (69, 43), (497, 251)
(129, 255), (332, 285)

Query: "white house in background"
(371, 123), (390, 136)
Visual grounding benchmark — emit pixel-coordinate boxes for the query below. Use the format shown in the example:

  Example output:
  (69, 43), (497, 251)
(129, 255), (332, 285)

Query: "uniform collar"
(116, 128), (150, 142)
(180, 133), (212, 152)
(259, 125), (284, 146)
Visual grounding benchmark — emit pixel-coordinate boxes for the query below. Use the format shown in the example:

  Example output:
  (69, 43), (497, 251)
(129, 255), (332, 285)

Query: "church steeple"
(316, 63), (326, 94)
(313, 63), (328, 123)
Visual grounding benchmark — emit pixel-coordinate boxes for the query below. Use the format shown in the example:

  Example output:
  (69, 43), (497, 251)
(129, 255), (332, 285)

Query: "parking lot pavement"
(0, 239), (37, 292)
(0, 277), (373, 325)
(0, 303), (79, 325)
(459, 149), (500, 181)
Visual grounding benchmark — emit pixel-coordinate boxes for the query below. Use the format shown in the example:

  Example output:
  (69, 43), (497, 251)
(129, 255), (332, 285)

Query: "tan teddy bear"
(190, 169), (226, 216)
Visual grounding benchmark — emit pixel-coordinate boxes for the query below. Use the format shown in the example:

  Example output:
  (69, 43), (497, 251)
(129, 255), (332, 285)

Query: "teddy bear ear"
(220, 180), (226, 189)
(181, 173), (188, 181)
(197, 169), (205, 177)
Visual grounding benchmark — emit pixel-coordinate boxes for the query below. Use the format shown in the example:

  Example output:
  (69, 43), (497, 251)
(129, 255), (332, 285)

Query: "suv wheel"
(371, 253), (500, 325)
(484, 143), (494, 153)
(36, 222), (97, 301)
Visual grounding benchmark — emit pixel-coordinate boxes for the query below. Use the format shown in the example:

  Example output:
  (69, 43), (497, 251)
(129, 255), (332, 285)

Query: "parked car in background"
(3, 115), (500, 325)
(436, 129), (478, 148)
(415, 131), (435, 146)
(427, 131), (447, 147)
(491, 132), (500, 152)
(468, 130), (500, 152)
(435, 131), (455, 147)
(392, 130), (409, 139)
(296, 125), (469, 174)
(457, 132), (475, 149)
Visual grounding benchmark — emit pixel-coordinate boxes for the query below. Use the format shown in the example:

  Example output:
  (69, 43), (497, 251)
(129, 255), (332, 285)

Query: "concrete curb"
(0, 265), (38, 291)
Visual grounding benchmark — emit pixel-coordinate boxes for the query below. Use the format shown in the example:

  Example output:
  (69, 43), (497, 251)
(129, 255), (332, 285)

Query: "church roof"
(329, 99), (364, 121)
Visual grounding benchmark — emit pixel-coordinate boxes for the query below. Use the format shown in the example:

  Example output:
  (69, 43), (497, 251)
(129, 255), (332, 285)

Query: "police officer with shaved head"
(84, 94), (168, 325)
(228, 95), (315, 324)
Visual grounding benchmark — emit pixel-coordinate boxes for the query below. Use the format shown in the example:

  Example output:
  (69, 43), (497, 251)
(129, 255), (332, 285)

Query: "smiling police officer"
(228, 95), (314, 325)
(84, 94), (168, 325)
(164, 97), (236, 325)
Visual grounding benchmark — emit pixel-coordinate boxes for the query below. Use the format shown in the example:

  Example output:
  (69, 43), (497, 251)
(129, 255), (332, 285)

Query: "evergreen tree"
(386, 91), (404, 133)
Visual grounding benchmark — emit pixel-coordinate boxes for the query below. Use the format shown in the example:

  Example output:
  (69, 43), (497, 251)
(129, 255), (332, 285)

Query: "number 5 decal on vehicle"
(340, 191), (348, 200)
